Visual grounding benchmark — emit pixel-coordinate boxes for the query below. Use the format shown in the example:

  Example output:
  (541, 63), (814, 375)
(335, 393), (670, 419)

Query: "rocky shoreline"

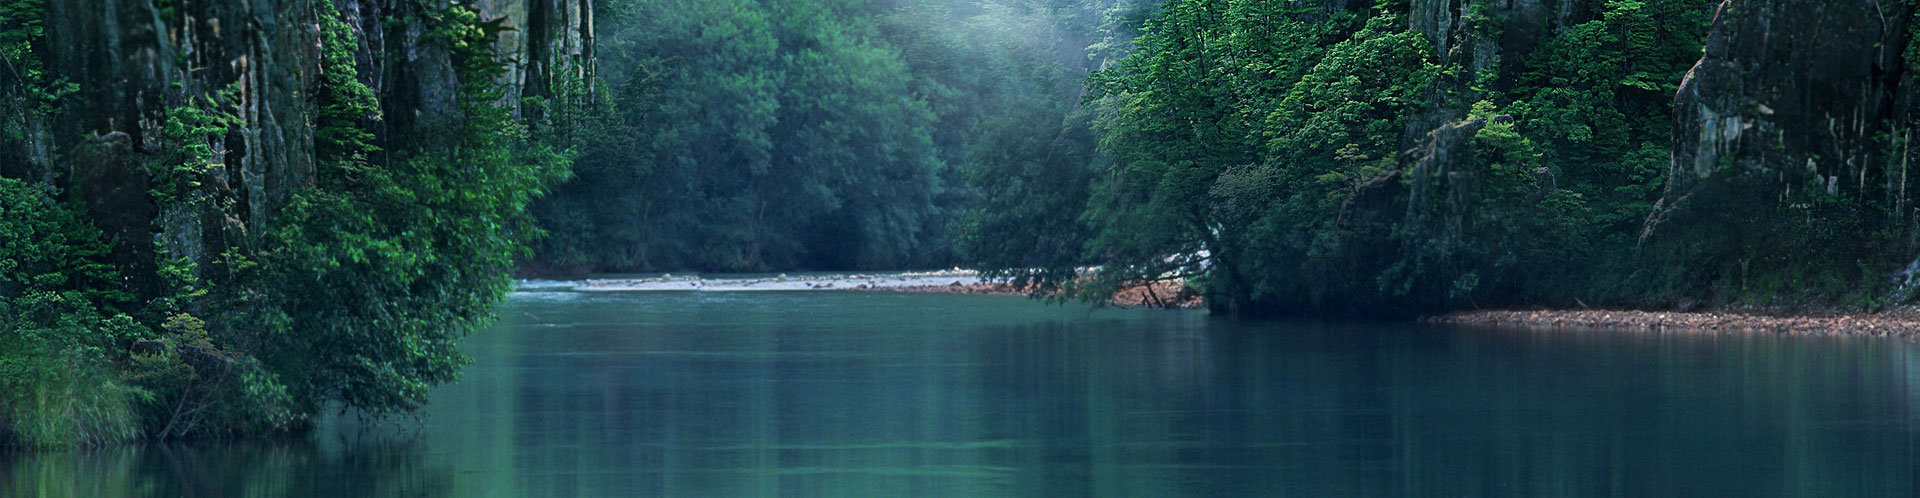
(880, 279), (1204, 310)
(1430, 309), (1920, 337)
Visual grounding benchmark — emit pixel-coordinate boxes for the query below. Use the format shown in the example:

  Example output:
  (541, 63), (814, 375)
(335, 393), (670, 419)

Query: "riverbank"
(522, 271), (1205, 309)
(555, 270), (985, 292)
(1430, 309), (1920, 337)
(878, 279), (1204, 309)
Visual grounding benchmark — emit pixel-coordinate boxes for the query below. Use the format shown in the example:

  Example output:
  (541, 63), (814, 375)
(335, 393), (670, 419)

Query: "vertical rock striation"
(1649, 0), (1912, 234)
(40, 0), (321, 284)
(7, 0), (592, 289)
(1639, 0), (1920, 300)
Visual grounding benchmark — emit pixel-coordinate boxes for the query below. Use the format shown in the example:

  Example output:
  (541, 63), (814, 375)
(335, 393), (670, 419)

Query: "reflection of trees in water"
(1, 447), (149, 497)
(1, 437), (456, 498)
(14, 307), (1920, 498)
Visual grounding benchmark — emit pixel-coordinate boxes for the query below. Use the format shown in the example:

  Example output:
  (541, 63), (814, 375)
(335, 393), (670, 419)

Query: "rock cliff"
(1405, 0), (1576, 134)
(1387, 0), (1920, 306)
(1640, 0), (1920, 302)
(1655, 0), (1910, 211)
(3, 0), (592, 291)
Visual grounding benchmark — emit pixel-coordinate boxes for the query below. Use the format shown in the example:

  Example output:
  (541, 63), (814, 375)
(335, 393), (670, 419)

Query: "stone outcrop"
(501, 0), (596, 107)
(1639, 0), (1917, 285)
(1539, 0), (1920, 310)
(1404, 119), (1488, 239)
(1404, 0), (1577, 137)
(43, 0), (320, 243)
(7, 0), (593, 287)
(1391, 0), (1581, 248)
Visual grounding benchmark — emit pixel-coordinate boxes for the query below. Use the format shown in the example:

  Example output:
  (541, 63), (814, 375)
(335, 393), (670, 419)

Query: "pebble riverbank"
(1429, 309), (1920, 337)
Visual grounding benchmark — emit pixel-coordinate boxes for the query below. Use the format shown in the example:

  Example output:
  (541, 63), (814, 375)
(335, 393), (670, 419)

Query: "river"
(6, 288), (1920, 496)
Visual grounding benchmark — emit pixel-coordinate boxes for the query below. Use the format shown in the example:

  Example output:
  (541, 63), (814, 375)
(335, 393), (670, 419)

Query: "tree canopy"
(527, 0), (1151, 274)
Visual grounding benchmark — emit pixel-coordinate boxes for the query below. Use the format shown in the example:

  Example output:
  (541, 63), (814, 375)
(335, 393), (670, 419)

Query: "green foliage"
(0, 180), (129, 306)
(957, 105), (1100, 289)
(0, 178), (146, 447)
(255, 2), (568, 416)
(315, 0), (379, 164)
(0, 0), (74, 179)
(525, 73), (643, 273)
(151, 91), (240, 204)
(1067, 5), (1443, 312)
(1383, 101), (1579, 307)
(940, 0), (1150, 288)
(1073, 0), (1323, 305)
(1496, 0), (1714, 303)
(0, 0), (77, 117)
(534, 0), (1142, 273)
(1235, 13), (1442, 313)
(0, 2), (269, 446)
(126, 310), (296, 439)
(124, 250), (296, 439)
(972, 0), (1718, 315)
(1, 0), (567, 446)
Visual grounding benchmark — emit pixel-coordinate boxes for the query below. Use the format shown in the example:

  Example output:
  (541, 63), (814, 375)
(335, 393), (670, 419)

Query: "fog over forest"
(527, 0), (1153, 274)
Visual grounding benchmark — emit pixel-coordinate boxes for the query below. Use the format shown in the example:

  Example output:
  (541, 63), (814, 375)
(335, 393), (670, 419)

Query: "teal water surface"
(7, 290), (1920, 496)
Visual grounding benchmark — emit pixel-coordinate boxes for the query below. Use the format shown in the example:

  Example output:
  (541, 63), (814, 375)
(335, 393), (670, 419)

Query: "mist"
(524, 0), (1151, 274)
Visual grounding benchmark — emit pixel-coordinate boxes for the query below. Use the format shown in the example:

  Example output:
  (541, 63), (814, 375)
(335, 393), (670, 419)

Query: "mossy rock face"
(0, 0), (592, 445)
(1659, 0), (1908, 202)
(1642, 0), (1920, 308)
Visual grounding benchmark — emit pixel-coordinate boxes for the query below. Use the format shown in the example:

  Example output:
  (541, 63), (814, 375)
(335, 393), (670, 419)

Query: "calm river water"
(7, 290), (1920, 496)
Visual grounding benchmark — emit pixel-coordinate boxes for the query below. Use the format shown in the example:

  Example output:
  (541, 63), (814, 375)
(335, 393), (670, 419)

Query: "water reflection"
(1, 437), (457, 498)
(6, 292), (1920, 497)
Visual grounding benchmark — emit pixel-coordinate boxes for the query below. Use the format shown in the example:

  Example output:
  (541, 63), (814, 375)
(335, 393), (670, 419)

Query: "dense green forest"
(11, 0), (1920, 449)
(530, 0), (1920, 318)
(527, 0), (1728, 316)
(527, 0), (1149, 273)
(986, 0), (1723, 316)
(1005, 0), (1920, 316)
